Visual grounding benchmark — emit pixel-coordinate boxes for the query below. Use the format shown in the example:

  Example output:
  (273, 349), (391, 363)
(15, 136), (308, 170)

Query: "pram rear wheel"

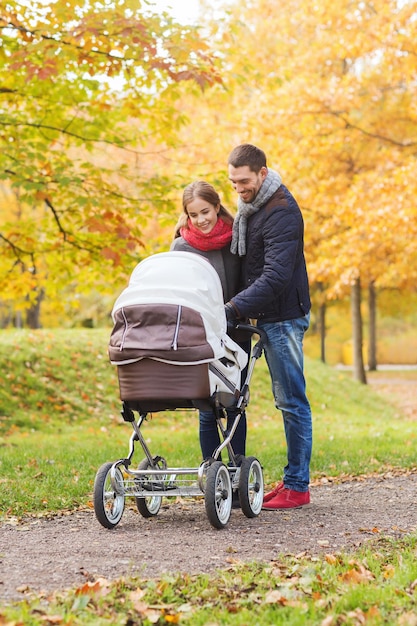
(94, 462), (125, 529)
(135, 458), (163, 518)
(238, 456), (264, 518)
(205, 461), (232, 529)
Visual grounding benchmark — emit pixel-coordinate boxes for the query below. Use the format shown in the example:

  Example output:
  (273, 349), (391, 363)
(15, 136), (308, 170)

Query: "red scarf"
(180, 217), (233, 252)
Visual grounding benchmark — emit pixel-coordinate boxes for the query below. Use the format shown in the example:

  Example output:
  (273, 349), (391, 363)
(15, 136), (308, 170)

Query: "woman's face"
(186, 197), (219, 234)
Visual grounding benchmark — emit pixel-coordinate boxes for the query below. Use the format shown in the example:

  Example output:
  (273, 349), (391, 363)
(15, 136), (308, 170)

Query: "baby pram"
(93, 251), (266, 529)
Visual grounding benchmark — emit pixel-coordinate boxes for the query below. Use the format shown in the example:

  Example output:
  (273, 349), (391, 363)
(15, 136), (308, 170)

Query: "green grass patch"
(0, 329), (415, 517)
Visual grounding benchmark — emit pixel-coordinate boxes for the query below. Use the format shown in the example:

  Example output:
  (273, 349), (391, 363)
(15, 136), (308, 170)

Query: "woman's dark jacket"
(230, 184), (311, 323)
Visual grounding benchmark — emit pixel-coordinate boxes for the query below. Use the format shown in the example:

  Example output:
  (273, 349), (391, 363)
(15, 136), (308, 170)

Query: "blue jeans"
(258, 314), (312, 492)
(199, 407), (247, 460)
(199, 338), (250, 459)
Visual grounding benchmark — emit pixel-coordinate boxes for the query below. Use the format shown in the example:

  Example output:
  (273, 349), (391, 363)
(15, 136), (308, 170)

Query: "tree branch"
(43, 198), (100, 254)
(0, 232), (31, 257)
(330, 111), (417, 147)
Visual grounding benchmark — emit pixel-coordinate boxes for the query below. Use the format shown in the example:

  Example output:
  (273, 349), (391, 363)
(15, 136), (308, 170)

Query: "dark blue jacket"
(230, 184), (311, 322)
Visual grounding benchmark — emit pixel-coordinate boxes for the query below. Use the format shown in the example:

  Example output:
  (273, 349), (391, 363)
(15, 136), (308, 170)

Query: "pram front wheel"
(205, 461), (232, 529)
(135, 458), (163, 518)
(238, 456), (264, 518)
(94, 462), (125, 529)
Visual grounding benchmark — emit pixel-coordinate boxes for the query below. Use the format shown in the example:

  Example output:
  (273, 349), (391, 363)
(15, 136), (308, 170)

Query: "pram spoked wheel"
(204, 461), (232, 529)
(93, 462), (125, 529)
(238, 456), (264, 518)
(135, 458), (163, 518)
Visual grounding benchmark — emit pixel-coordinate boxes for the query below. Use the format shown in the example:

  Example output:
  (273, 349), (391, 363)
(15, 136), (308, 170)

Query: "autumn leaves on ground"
(1, 329), (417, 624)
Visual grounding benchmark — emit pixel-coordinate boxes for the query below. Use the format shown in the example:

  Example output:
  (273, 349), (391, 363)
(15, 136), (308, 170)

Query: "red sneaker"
(263, 481), (285, 504)
(262, 488), (310, 510)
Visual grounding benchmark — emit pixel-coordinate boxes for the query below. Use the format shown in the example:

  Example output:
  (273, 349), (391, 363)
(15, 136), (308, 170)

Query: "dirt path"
(2, 472), (417, 603)
(1, 374), (416, 604)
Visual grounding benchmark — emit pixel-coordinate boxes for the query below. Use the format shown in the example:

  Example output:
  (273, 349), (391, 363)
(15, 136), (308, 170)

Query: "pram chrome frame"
(93, 323), (266, 530)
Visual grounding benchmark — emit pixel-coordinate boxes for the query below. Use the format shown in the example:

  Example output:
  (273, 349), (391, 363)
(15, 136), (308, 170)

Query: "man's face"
(228, 164), (268, 204)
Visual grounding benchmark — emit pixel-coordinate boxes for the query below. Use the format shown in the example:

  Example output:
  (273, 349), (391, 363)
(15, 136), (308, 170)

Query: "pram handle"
(227, 321), (267, 361)
(228, 321), (267, 343)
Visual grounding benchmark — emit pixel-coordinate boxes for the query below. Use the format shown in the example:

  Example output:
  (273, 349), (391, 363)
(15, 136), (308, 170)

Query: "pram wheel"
(93, 462), (125, 529)
(135, 458), (163, 518)
(204, 461), (232, 529)
(238, 456), (264, 518)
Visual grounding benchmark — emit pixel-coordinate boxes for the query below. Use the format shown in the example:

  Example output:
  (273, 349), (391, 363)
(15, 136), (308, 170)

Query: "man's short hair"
(228, 144), (267, 173)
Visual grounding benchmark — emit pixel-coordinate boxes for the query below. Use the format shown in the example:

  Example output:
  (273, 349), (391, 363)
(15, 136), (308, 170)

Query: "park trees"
(165, 0), (417, 378)
(0, 0), (221, 326)
(1, 0), (416, 378)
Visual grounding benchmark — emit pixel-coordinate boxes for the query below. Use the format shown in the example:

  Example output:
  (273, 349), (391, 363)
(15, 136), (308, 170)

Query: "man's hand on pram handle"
(224, 301), (267, 347)
(224, 301), (239, 321)
(225, 301), (241, 335)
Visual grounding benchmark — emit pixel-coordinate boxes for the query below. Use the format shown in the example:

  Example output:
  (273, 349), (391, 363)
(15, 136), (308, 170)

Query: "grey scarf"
(231, 169), (282, 256)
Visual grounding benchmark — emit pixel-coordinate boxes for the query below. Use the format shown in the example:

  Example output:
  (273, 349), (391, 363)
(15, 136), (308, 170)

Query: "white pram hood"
(110, 251), (248, 373)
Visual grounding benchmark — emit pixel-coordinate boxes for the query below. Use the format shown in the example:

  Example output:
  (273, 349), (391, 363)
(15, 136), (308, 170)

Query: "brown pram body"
(93, 252), (265, 529)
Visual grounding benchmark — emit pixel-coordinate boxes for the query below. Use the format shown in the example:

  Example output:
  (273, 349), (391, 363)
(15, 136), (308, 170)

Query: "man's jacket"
(230, 184), (311, 322)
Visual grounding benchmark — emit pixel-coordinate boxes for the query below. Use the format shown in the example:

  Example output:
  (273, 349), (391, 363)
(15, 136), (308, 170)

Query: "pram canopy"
(109, 251), (248, 407)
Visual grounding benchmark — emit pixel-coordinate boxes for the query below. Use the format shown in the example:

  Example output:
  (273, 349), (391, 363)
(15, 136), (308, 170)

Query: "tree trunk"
(15, 311), (23, 329)
(368, 281), (377, 371)
(317, 282), (326, 363)
(26, 288), (44, 329)
(319, 301), (326, 363)
(351, 277), (367, 384)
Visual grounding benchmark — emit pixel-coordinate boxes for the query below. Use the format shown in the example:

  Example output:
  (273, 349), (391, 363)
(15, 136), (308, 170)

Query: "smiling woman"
(169, 180), (250, 462)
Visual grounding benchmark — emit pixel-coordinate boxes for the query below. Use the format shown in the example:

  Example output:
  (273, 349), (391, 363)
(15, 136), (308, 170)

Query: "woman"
(170, 181), (248, 460)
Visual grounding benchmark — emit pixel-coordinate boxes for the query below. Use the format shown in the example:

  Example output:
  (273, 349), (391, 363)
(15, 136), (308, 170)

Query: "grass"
(1, 328), (417, 624)
(1, 329), (415, 516)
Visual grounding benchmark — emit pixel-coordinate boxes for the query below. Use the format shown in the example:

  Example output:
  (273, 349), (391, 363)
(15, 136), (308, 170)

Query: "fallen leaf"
(339, 563), (374, 584)
(398, 612), (417, 626)
(264, 590), (287, 604)
(383, 564), (395, 579)
(325, 554), (338, 565)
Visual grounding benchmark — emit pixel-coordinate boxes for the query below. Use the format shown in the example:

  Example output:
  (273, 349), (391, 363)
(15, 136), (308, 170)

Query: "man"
(225, 143), (312, 509)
